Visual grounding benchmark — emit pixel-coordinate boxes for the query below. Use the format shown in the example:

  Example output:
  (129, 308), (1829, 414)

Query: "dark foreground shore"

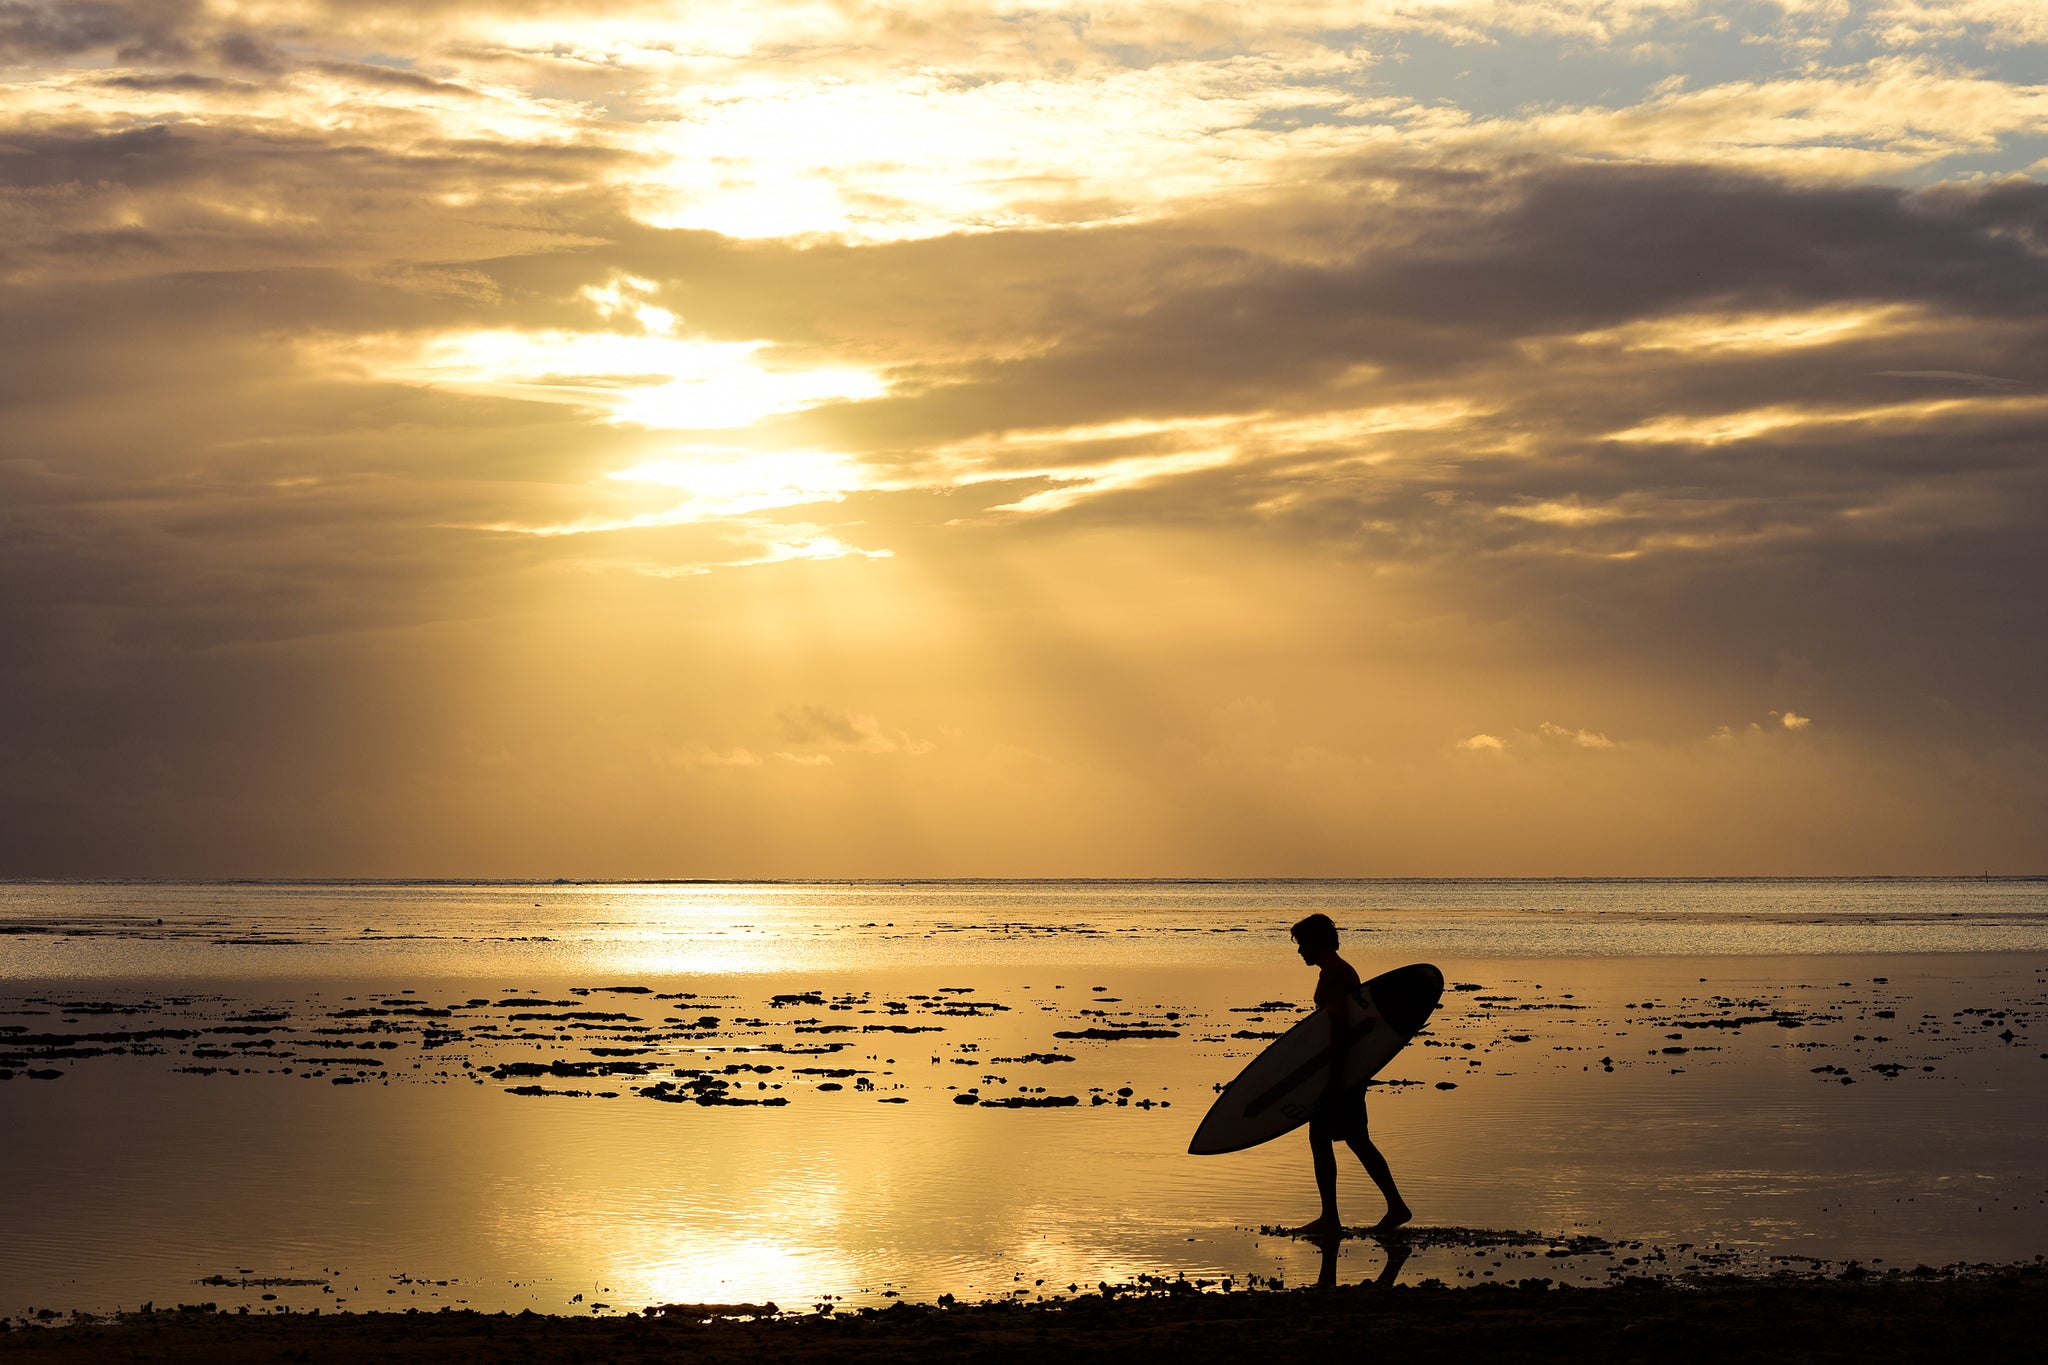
(5, 1270), (2045, 1364)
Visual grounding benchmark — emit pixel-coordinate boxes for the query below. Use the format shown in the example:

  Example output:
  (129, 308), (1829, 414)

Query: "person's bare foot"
(1370, 1203), (1413, 1232)
(1294, 1214), (1343, 1239)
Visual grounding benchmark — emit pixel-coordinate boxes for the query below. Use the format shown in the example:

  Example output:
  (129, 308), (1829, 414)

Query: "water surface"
(3, 880), (2044, 1316)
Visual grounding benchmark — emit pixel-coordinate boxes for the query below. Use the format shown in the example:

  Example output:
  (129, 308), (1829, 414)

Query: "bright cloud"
(312, 325), (885, 431)
(631, 58), (1370, 240)
(1539, 722), (1617, 748)
(1550, 305), (1929, 356)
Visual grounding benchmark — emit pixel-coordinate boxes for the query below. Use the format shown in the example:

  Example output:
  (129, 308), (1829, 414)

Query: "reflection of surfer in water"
(1291, 913), (1412, 1236)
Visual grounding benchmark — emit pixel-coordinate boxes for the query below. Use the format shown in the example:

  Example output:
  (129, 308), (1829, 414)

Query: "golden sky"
(3, 1), (2046, 875)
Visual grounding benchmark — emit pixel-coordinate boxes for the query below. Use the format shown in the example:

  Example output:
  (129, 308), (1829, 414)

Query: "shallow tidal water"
(2, 880), (2045, 1317)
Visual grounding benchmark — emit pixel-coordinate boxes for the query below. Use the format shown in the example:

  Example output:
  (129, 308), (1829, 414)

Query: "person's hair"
(1289, 913), (1339, 953)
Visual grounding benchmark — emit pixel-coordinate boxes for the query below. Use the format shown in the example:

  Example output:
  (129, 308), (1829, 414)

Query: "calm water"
(3, 880), (2045, 1316)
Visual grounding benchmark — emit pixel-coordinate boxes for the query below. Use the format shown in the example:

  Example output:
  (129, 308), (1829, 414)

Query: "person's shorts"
(1308, 1086), (1369, 1141)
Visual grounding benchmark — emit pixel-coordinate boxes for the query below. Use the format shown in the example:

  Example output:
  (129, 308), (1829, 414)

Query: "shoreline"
(4, 1266), (2044, 1363)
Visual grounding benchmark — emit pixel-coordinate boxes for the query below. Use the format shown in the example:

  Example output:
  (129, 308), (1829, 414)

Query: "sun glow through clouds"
(608, 449), (880, 517)
(312, 281), (888, 431)
(10, 0), (2048, 878)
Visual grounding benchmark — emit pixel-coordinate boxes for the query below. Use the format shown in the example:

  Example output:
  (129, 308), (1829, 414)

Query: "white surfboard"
(1188, 962), (1445, 1156)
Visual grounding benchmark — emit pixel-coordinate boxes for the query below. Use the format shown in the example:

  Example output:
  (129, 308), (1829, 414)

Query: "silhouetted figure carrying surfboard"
(1290, 913), (1412, 1237)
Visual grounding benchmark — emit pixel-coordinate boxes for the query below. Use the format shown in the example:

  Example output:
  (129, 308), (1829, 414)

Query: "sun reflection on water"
(637, 1236), (853, 1307)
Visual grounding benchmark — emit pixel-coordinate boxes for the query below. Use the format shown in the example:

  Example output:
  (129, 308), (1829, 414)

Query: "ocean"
(3, 879), (2044, 1315)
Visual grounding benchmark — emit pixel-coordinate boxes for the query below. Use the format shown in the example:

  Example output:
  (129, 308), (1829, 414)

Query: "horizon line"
(3, 874), (2043, 887)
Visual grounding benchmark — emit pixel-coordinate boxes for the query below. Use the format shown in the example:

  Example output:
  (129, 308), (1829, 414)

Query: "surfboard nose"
(1187, 1107), (1237, 1155)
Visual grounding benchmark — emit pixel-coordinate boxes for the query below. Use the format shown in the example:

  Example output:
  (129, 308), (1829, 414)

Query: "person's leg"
(1297, 1127), (1342, 1235)
(1368, 1235), (1413, 1287)
(1345, 1119), (1412, 1228)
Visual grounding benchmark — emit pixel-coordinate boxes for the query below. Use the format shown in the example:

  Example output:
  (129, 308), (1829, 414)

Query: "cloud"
(1446, 57), (2048, 180)
(0, 0), (205, 62)
(2, 3), (2046, 873)
(1871, 1), (2048, 47)
(11, 8), (2043, 264)
(621, 527), (893, 576)
(664, 744), (765, 768)
(777, 705), (933, 755)
(1875, 369), (2022, 389)
(1539, 721), (1616, 748)
(317, 325), (889, 433)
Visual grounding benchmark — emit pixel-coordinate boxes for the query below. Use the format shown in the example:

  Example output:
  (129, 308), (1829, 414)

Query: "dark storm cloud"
(0, 119), (623, 206)
(307, 59), (484, 96)
(813, 165), (2048, 448)
(0, 0), (293, 74)
(0, 0), (203, 62)
(99, 71), (258, 92)
(0, 119), (631, 282)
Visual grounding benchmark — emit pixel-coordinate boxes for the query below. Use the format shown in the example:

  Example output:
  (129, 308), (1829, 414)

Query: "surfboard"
(1187, 962), (1445, 1156)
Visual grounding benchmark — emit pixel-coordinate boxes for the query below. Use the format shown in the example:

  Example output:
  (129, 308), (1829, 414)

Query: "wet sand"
(4, 1269), (2044, 1363)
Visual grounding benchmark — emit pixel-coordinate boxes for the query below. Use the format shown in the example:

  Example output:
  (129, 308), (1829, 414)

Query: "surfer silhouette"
(1290, 913), (1412, 1237)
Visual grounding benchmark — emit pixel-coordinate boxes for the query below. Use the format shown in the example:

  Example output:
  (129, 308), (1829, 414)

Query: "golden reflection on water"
(7, 880), (2047, 981)
(638, 1240), (848, 1309)
(3, 947), (2046, 1315)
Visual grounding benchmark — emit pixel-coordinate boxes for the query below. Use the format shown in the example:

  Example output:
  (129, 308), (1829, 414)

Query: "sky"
(2, 1), (2046, 878)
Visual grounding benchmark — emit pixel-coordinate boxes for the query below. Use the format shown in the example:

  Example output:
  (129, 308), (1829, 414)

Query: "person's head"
(1290, 913), (1339, 962)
